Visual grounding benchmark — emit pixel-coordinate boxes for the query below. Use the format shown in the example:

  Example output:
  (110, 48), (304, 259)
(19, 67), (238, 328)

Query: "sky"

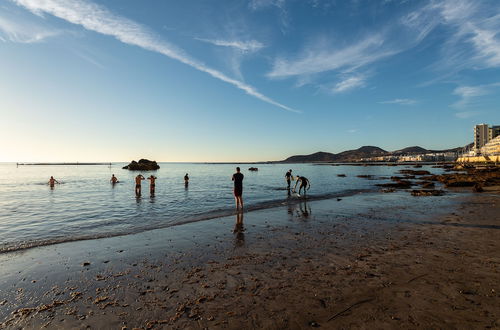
(0, 0), (499, 162)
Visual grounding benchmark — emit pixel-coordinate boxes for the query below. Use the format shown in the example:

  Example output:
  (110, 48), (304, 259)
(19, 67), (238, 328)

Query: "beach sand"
(0, 189), (499, 329)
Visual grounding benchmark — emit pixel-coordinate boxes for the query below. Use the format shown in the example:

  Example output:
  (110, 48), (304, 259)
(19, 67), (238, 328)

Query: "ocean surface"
(0, 162), (443, 253)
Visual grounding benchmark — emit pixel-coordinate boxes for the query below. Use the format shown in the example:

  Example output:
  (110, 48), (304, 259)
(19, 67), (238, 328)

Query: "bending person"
(293, 175), (311, 195)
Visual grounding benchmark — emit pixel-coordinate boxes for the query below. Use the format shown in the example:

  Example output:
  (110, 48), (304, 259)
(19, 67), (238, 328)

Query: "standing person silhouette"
(184, 173), (189, 186)
(232, 167), (244, 209)
(135, 174), (145, 196)
(110, 174), (118, 184)
(285, 169), (293, 195)
(148, 175), (157, 195)
(48, 176), (59, 188)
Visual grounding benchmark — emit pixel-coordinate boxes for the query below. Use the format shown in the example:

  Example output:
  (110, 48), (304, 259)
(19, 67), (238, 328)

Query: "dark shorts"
(136, 184), (141, 188)
(234, 187), (243, 197)
(150, 184), (155, 188)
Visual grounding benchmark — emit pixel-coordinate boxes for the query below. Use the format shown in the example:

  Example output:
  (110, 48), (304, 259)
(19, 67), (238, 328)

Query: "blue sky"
(0, 0), (499, 162)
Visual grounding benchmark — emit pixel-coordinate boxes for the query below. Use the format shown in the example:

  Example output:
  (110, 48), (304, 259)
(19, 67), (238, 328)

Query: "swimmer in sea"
(110, 174), (119, 184)
(135, 174), (145, 196)
(48, 176), (59, 188)
(147, 175), (157, 195)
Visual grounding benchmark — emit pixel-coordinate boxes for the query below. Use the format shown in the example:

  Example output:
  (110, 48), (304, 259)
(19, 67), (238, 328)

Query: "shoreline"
(0, 188), (374, 254)
(1, 189), (499, 328)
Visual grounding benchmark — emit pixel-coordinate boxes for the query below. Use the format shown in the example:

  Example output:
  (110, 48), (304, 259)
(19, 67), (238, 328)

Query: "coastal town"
(359, 123), (500, 163)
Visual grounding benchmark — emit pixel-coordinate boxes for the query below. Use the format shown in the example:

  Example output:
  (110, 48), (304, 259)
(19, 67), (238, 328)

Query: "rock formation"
(122, 159), (160, 171)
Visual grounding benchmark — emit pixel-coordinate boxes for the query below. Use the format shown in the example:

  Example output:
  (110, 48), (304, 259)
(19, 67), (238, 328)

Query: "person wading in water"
(232, 167), (244, 209)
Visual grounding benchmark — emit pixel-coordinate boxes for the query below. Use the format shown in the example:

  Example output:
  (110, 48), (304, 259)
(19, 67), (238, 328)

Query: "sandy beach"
(0, 188), (499, 329)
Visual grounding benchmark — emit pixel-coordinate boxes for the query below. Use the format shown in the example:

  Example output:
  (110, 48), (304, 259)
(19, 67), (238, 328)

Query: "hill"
(283, 151), (337, 163)
(279, 144), (466, 163)
(282, 146), (388, 163)
(392, 146), (429, 155)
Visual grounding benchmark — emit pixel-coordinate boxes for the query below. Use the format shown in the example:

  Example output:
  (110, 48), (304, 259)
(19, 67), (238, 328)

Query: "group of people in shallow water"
(47, 167), (310, 209)
(285, 169), (311, 195)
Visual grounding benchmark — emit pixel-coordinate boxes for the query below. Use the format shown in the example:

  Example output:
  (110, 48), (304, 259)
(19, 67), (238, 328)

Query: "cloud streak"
(196, 38), (264, 53)
(0, 13), (61, 43)
(451, 84), (495, 109)
(332, 75), (366, 94)
(12, 0), (297, 113)
(267, 34), (393, 78)
(416, 0), (500, 72)
(379, 98), (417, 105)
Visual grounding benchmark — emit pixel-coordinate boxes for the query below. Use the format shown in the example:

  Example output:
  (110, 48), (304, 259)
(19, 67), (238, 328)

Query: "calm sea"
(0, 162), (441, 253)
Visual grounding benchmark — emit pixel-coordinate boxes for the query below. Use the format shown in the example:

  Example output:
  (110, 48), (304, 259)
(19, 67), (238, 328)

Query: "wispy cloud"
(452, 84), (491, 108)
(417, 0), (500, 73)
(267, 34), (392, 78)
(11, 0), (297, 113)
(451, 82), (500, 110)
(266, 0), (443, 82)
(379, 98), (417, 105)
(267, 0), (500, 96)
(195, 38), (264, 53)
(0, 13), (61, 43)
(332, 75), (366, 94)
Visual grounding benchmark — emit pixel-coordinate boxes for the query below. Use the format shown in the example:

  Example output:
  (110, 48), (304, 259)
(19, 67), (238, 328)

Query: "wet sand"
(0, 189), (499, 329)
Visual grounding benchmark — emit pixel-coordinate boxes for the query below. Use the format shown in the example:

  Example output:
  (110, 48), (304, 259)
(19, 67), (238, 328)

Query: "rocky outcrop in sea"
(122, 159), (160, 171)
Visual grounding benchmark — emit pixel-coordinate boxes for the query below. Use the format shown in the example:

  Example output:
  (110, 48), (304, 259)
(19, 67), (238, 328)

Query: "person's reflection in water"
(299, 199), (312, 219)
(233, 211), (245, 247)
(287, 200), (294, 218)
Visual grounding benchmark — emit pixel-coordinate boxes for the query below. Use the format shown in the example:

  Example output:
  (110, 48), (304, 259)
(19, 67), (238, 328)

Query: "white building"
(481, 135), (500, 156)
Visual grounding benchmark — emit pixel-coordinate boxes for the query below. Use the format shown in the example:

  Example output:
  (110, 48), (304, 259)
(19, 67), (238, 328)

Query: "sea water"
(0, 162), (441, 252)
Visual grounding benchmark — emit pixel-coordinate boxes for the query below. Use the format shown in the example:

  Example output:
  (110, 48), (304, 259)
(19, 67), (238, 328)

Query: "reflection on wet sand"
(233, 211), (245, 247)
(287, 198), (312, 220)
(299, 199), (311, 218)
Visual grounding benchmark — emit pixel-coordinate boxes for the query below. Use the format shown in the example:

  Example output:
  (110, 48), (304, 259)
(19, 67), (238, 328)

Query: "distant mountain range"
(279, 145), (469, 163)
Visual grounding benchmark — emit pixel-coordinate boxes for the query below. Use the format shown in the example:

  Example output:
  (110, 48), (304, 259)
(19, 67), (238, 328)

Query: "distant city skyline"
(1, 0), (499, 162)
